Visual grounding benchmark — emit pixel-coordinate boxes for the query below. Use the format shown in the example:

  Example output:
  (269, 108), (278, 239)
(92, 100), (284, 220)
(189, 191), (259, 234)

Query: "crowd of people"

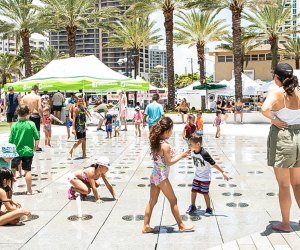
(0, 63), (299, 236)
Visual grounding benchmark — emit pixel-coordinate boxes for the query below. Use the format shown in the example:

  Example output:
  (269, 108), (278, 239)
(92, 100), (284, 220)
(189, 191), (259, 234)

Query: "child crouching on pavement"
(186, 134), (229, 215)
(68, 157), (117, 203)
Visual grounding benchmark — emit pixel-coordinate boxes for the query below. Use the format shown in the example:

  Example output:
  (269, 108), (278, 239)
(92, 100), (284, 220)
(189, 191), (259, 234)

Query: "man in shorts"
(52, 90), (65, 121)
(3, 86), (20, 127)
(21, 85), (42, 151)
(10, 105), (40, 195)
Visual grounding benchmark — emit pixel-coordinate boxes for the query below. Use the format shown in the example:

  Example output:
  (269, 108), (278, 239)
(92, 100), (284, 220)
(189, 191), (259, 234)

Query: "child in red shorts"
(186, 134), (229, 215)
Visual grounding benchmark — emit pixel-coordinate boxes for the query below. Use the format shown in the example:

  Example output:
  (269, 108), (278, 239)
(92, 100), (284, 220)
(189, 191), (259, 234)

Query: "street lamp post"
(187, 58), (194, 83)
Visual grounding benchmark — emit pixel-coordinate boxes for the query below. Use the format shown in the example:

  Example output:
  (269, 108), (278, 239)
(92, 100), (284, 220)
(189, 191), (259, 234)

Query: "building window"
(251, 54), (258, 61)
(266, 54), (272, 60)
(218, 56), (225, 62)
(226, 56), (233, 62)
(259, 54), (265, 61)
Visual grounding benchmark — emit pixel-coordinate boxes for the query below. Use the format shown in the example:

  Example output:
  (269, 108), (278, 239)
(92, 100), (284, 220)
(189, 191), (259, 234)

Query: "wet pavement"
(1, 123), (300, 250)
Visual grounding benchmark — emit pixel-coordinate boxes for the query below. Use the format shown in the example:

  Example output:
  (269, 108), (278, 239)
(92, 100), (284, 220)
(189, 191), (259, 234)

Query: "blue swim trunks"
(66, 120), (72, 128)
(106, 124), (112, 133)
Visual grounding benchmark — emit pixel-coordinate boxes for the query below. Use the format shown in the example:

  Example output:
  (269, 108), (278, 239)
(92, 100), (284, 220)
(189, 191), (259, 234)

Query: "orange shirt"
(196, 117), (204, 131)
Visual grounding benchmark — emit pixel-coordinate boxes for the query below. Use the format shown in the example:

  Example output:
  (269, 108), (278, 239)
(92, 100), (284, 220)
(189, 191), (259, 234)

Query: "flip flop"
(179, 225), (195, 233)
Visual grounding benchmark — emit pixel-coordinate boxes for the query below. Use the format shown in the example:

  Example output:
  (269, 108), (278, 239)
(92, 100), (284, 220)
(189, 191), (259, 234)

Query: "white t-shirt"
(53, 92), (64, 106)
(192, 148), (216, 181)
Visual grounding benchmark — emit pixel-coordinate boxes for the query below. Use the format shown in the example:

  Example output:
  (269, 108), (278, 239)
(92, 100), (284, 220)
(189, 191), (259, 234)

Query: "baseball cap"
(8, 86), (13, 91)
(94, 156), (110, 168)
(273, 63), (293, 80)
(135, 106), (140, 111)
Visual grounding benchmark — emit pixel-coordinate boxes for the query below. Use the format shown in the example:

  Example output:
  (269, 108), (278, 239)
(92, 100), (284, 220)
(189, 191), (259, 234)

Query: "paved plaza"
(1, 123), (300, 250)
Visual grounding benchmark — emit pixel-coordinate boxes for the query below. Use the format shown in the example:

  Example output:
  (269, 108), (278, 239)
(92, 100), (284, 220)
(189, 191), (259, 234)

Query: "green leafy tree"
(32, 47), (66, 73)
(216, 29), (260, 71)
(187, 0), (275, 100)
(123, 0), (185, 110)
(0, 53), (20, 88)
(283, 37), (300, 69)
(175, 10), (228, 109)
(175, 73), (200, 88)
(0, 0), (43, 77)
(107, 17), (162, 78)
(244, 0), (298, 69)
(40, 0), (115, 57)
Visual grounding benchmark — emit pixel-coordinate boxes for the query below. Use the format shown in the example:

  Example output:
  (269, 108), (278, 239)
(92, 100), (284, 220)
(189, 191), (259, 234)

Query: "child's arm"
(102, 174), (118, 200)
(162, 143), (190, 166)
(72, 108), (78, 134)
(87, 175), (101, 203)
(213, 118), (216, 126)
(213, 163), (229, 181)
(50, 114), (64, 124)
(182, 127), (186, 140)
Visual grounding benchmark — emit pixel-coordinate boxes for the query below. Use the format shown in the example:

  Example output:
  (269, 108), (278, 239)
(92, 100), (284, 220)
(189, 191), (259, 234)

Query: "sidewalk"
(1, 124), (300, 250)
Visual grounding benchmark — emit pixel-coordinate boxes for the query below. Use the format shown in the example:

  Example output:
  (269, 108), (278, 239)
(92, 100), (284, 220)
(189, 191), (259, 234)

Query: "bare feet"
(67, 152), (72, 160)
(272, 223), (291, 232)
(142, 226), (159, 233)
(179, 224), (195, 232)
(82, 155), (88, 159)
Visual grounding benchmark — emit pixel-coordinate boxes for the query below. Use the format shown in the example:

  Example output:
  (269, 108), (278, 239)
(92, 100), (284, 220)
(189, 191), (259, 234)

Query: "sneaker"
(80, 193), (87, 201)
(205, 208), (213, 215)
(68, 187), (76, 200)
(36, 147), (42, 152)
(186, 205), (197, 214)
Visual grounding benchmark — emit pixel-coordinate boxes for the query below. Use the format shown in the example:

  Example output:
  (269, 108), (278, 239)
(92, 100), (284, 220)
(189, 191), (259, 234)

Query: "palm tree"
(283, 37), (300, 69)
(40, 0), (114, 57)
(0, 53), (20, 88)
(187, 0), (275, 100)
(32, 47), (66, 73)
(174, 10), (228, 110)
(107, 18), (162, 78)
(123, 0), (185, 110)
(0, 0), (43, 77)
(244, 0), (296, 70)
(216, 29), (260, 71)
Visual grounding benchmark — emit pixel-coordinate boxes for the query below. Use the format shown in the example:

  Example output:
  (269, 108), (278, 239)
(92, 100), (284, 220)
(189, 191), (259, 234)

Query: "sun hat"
(94, 157), (110, 168)
(0, 143), (19, 158)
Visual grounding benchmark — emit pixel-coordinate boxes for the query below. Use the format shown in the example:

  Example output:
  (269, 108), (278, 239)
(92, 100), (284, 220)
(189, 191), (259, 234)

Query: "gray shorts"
(267, 124), (300, 168)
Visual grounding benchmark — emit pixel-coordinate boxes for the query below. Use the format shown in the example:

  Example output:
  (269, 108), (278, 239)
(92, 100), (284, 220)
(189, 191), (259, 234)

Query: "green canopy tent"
(4, 55), (149, 92)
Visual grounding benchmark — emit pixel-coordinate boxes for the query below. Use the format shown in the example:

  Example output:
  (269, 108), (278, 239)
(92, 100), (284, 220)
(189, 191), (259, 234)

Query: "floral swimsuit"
(150, 141), (170, 186)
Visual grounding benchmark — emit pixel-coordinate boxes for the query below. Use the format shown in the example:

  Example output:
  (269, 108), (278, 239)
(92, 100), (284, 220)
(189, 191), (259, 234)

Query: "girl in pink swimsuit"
(68, 157), (118, 203)
(42, 107), (63, 147)
(143, 117), (194, 233)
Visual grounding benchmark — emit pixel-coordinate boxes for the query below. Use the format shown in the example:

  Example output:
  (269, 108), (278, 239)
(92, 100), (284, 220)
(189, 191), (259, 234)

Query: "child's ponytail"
(149, 117), (173, 152)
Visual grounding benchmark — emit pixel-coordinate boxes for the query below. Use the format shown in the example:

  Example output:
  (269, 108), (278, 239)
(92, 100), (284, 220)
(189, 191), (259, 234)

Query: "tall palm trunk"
(20, 30), (32, 77)
(269, 36), (278, 70)
(231, 6), (243, 100)
(295, 56), (299, 69)
(133, 48), (139, 79)
(1, 72), (6, 89)
(197, 41), (206, 110)
(164, 7), (175, 111)
(67, 26), (77, 57)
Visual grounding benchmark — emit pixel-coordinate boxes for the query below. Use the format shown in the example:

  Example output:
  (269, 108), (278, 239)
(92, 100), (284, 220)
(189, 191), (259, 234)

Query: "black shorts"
(6, 112), (17, 123)
(221, 109), (226, 115)
(30, 115), (41, 132)
(76, 131), (86, 139)
(11, 156), (33, 171)
(180, 110), (188, 114)
(52, 105), (62, 112)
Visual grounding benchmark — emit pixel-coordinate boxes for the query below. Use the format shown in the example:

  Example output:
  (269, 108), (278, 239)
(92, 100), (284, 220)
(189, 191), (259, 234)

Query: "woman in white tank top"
(262, 63), (300, 232)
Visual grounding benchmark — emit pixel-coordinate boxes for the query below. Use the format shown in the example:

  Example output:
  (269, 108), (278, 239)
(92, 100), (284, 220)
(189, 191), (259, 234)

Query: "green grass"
(0, 122), (10, 133)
